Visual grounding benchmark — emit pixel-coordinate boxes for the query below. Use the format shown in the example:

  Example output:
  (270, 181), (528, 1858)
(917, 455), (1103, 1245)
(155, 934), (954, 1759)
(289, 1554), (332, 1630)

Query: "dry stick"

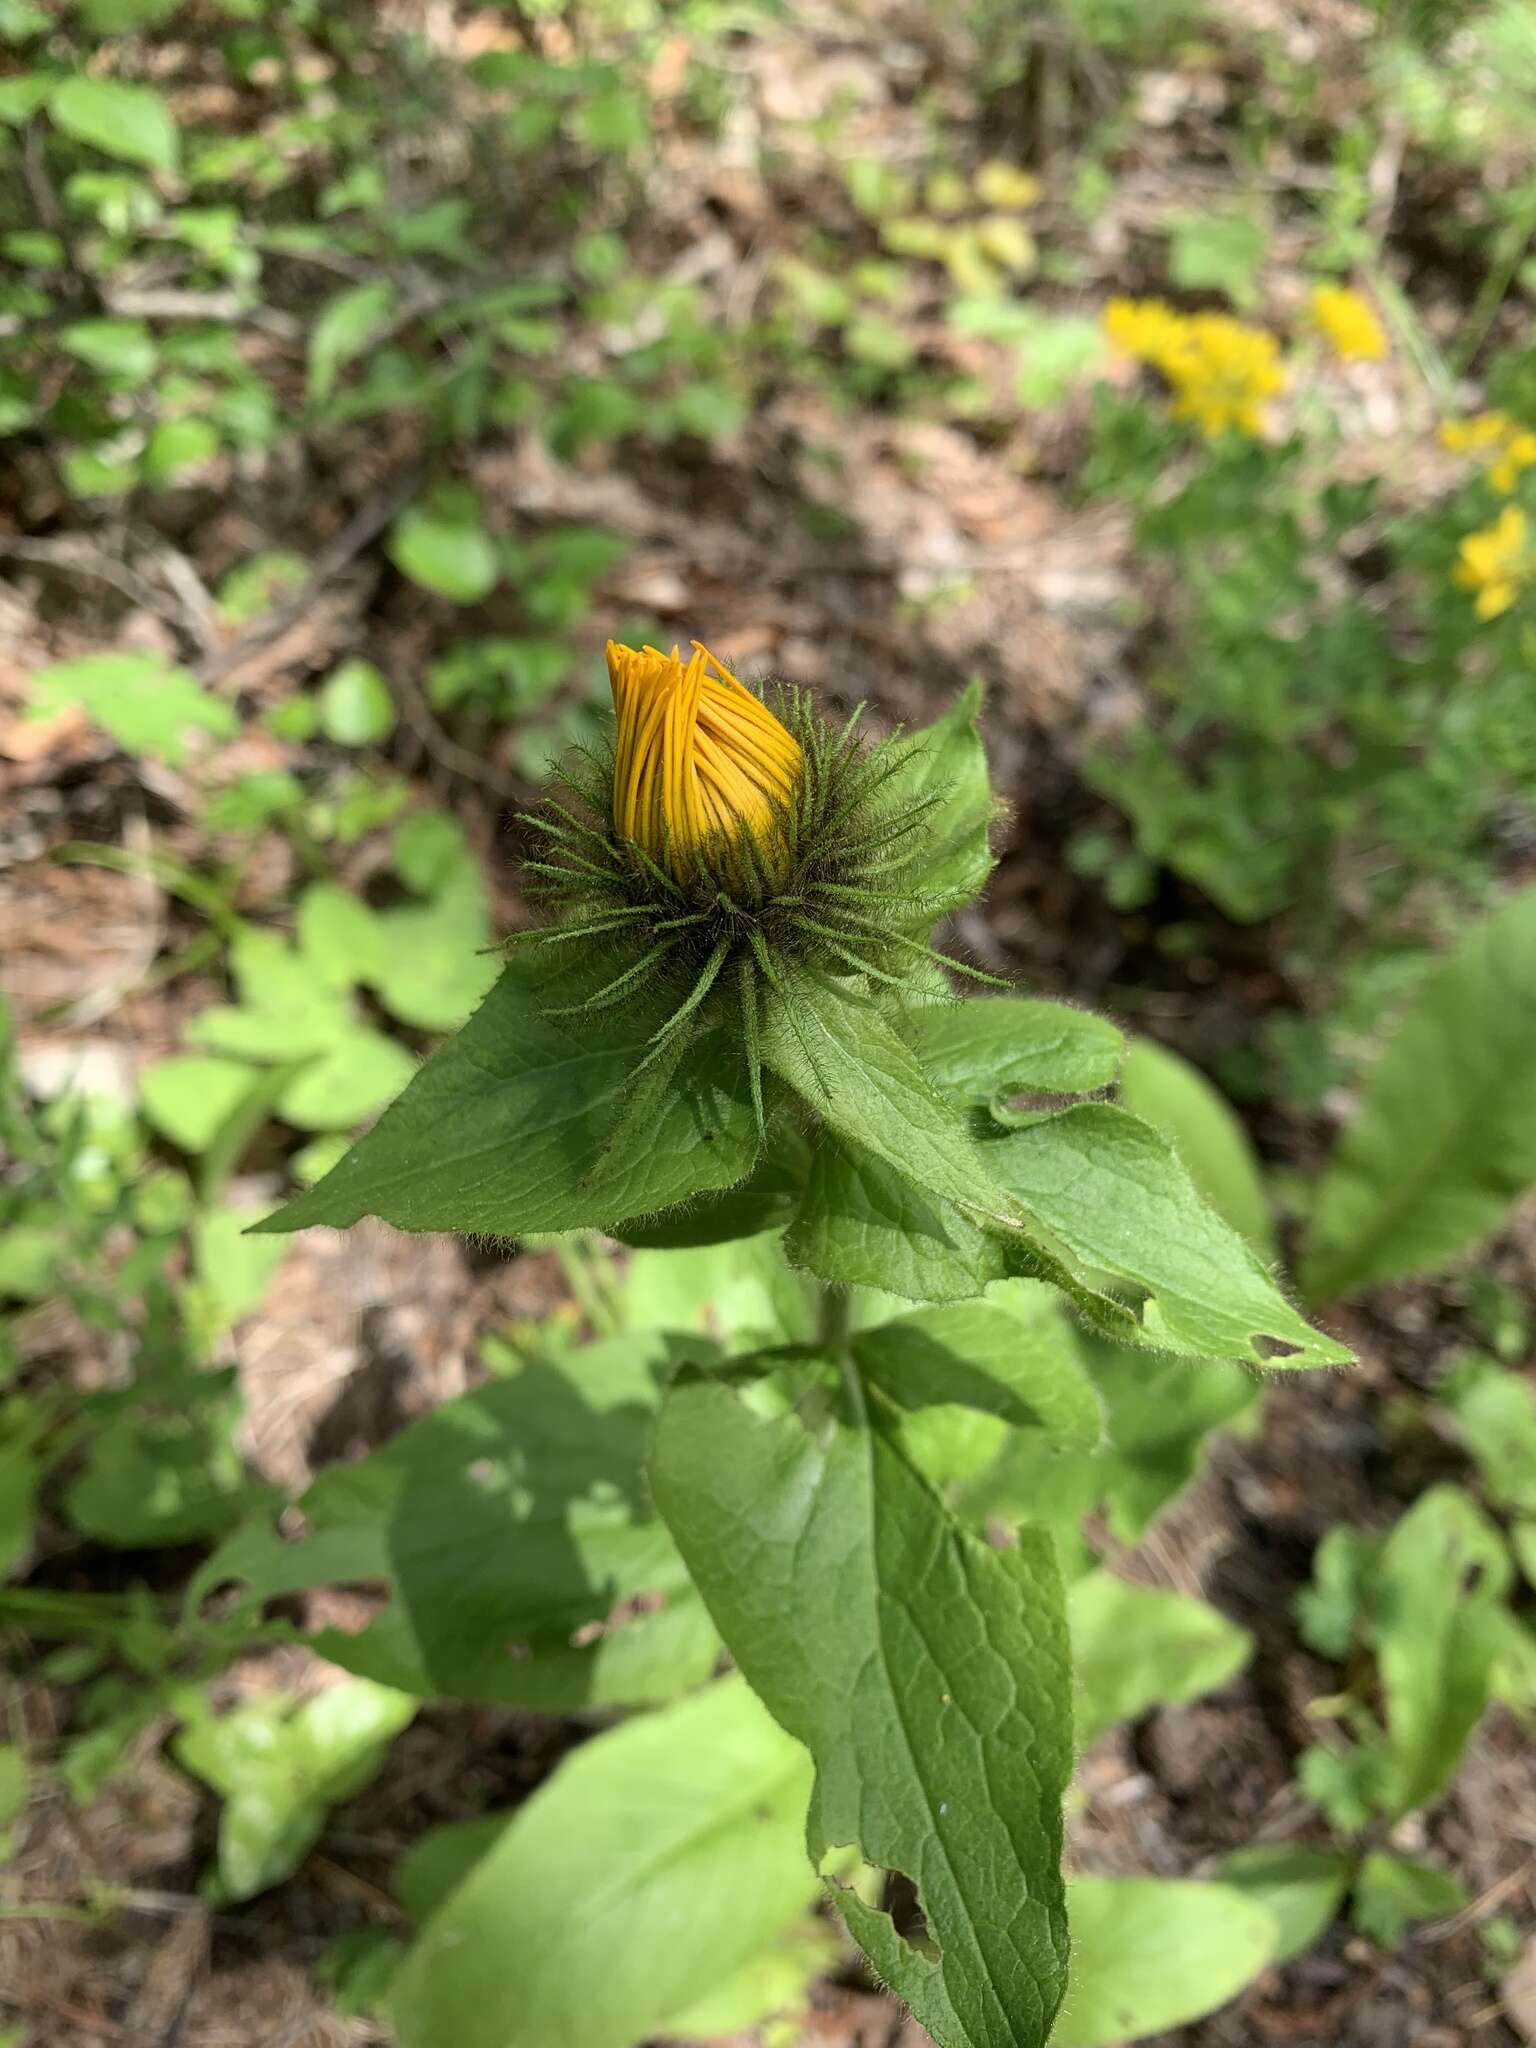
(0, 535), (195, 636)
(197, 463), (424, 687)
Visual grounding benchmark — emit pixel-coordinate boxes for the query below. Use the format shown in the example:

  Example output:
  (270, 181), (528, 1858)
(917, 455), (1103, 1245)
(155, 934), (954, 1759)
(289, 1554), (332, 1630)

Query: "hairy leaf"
(651, 1357), (1072, 2048)
(984, 1105), (1349, 1369)
(907, 996), (1123, 1103)
(258, 947), (760, 1238)
(785, 1131), (1007, 1301)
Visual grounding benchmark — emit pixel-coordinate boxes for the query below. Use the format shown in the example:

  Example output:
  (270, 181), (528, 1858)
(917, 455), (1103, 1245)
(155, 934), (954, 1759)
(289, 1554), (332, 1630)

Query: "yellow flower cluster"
(607, 639), (802, 883)
(1103, 297), (1287, 439)
(1454, 504), (1533, 620)
(1440, 410), (1536, 494)
(1308, 283), (1387, 363)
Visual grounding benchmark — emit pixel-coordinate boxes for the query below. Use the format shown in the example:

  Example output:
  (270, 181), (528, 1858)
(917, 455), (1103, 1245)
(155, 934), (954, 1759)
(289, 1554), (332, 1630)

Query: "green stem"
(817, 1281), (852, 1355)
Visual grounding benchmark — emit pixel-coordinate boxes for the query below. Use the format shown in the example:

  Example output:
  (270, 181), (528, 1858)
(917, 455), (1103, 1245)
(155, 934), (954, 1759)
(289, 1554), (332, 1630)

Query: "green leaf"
(760, 977), (1009, 1224)
(1369, 1484), (1512, 1814)
(1053, 1877), (1278, 2045)
(50, 75), (178, 172)
(276, 1027), (417, 1132)
(785, 1130), (1007, 1301)
(307, 280), (394, 406)
(1351, 1851), (1468, 1948)
(1117, 1038), (1275, 1254)
(175, 1678), (415, 1902)
(389, 1678), (816, 2048)
(1080, 1335), (1259, 1544)
(1301, 886), (1536, 1301)
(141, 415), (218, 482)
(30, 653), (236, 764)
(984, 1104), (1349, 1369)
(614, 1126), (809, 1250)
(257, 947), (760, 1239)
(651, 1356), (1072, 2048)
(1070, 1571), (1251, 1747)
(1166, 212), (1269, 307)
(318, 658), (396, 746)
(851, 1294), (1103, 1493)
(389, 500), (500, 604)
(140, 1056), (258, 1154)
(296, 883), (389, 992)
(65, 1368), (265, 1547)
(59, 317), (156, 385)
(191, 1333), (720, 1710)
(0, 76), (54, 126)
(906, 996), (1123, 1104)
(1217, 1846), (1349, 1964)
(371, 868), (496, 1034)
(1440, 1355), (1536, 1514)
(876, 683), (997, 928)
(189, 1205), (289, 1336)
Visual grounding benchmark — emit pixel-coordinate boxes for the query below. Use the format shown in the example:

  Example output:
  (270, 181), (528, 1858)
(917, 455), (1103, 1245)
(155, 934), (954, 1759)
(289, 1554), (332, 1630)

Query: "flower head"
(607, 639), (803, 885)
(1308, 283), (1387, 363)
(1440, 410), (1536, 494)
(1454, 503), (1532, 620)
(1102, 297), (1285, 439)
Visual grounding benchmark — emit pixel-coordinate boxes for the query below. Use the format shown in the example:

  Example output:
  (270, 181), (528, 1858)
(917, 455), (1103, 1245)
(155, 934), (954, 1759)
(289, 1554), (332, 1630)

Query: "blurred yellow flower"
(1103, 296), (1185, 368)
(607, 639), (802, 883)
(1102, 298), (1286, 438)
(1454, 504), (1532, 620)
(1440, 410), (1536, 493)
(1308, 283), (1387, 362)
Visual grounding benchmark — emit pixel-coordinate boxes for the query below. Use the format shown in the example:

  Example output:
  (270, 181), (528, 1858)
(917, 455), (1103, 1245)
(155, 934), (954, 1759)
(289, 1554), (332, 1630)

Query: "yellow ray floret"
(607, 638), (803, 882)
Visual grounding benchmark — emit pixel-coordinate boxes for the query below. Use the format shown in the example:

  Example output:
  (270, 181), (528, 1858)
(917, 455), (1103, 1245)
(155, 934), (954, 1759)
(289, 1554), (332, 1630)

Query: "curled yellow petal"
(607, 639), (802, 885)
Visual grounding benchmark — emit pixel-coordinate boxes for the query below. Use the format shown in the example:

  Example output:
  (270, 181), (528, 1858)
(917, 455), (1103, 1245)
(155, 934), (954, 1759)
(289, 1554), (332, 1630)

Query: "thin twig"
(0, 536), (194, 635)
(380, 651), (521, 800)
(197, 463), (424, 686)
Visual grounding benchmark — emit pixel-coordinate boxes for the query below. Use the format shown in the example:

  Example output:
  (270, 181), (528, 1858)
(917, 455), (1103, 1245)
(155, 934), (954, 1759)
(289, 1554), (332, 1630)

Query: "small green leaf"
(0, 75), (53, 126)
(141, 415), (218, 482)
(388, 500), (500, 604)
(1351, 1852), (1468, 1948)
(652, 1356), (1072, 2048)
(59, 317), (156, 385)
(1053, 1877), (1278, 2046)
(175, 1679), (415, 1902)
(1069, 1571), (1251, 1748)
(276, 1027), (416, 1132)
(1166, 212), (1269, 307)
(1301, 885), (1536, 1301)
(1440, 1355), (1536, 1515)
(297, 883), (389, 992)
(50, 75), (178, 172)
(259, 947), (760, 1239)
(308, 280), (394, 405)
(390, 1678), (816, 2048)
(1217, 1846), (1349, 1964)
(318, 658), (397, 746)
(29, 653), (236, 764)
(140, 1056), (258, 1154)
(1117, 1038), (1275, 1253)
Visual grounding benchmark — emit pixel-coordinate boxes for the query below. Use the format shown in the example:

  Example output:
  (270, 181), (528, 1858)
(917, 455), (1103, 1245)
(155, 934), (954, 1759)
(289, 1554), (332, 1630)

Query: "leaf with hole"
(651, 1353), (1072, 2048)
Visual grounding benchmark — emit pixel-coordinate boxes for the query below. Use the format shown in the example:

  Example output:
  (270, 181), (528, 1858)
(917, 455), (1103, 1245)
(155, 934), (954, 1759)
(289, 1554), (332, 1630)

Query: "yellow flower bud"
(607, 639), (803, 886)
